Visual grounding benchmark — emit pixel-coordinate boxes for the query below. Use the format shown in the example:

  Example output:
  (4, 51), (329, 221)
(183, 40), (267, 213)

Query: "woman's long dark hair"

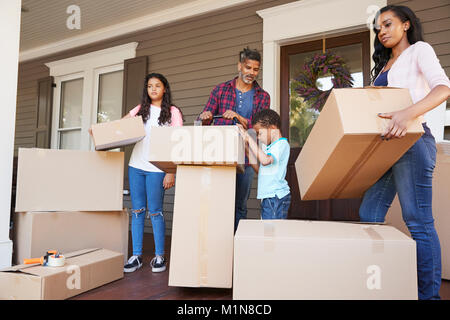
(371, 5), (424, 83)
(138, 73), (183, 125)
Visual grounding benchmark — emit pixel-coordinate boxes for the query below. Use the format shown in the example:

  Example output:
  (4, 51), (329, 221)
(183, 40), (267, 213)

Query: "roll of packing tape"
(48, 254), (65, 267)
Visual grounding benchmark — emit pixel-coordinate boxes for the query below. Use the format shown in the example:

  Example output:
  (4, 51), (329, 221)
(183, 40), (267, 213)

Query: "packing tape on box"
(48, 254), (65, 267)
(198, 168), (211, 287)
(362, 226), (385, 254)
(263, 221), (275, 252)
(330, 135), (383, 198)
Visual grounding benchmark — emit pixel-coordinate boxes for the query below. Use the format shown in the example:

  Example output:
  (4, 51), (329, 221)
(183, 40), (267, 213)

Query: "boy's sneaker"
(123, 255), (143, 273)
(150, 255), (166, 273)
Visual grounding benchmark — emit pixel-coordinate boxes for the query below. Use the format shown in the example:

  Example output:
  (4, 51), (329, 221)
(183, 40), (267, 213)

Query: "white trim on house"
(45, 42), (138, 77)
(446, 110), (450, 126)
(0, 0), (21, 269)
(19, 0), (256, 63)
(47, 43), (137, 151)
(257, 0), (387, 113)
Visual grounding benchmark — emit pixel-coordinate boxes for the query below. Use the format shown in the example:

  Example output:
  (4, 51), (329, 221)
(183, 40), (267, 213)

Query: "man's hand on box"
(378, 108), (415, 140)
(222, 110), (238, 120)
(163, 173), (175, 189)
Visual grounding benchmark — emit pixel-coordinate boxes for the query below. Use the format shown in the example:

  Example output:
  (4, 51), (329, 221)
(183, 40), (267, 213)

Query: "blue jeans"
(128, 166), (166, 257)
(234, 165), (255, 232)
(261, 193), (291, 219)
(359, 127), (441, 300)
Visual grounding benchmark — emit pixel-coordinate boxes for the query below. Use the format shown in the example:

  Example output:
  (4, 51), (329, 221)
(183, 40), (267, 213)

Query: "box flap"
(235, 220), (413, 243)
(0, 248), (102, 277)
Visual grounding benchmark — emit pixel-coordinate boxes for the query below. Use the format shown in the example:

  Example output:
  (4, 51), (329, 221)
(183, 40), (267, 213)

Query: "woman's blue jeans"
(359, 127), (441, 300)
(128, 166), (166, 257)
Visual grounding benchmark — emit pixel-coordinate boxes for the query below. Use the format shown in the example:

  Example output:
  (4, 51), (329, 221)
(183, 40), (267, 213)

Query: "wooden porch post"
(0, 0), (21, 268)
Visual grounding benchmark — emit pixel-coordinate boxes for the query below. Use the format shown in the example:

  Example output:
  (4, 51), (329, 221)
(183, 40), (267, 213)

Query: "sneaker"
(150, 255), (166, 273)
(123, 255), (143, 273)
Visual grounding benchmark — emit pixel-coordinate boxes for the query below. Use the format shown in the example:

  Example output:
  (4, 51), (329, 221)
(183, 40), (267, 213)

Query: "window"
(45, 42), (138, 150)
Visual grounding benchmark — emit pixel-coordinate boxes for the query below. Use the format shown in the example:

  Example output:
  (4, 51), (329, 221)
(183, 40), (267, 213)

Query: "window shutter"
(35, 76), (54, 148)
(122, 56), (148, 190)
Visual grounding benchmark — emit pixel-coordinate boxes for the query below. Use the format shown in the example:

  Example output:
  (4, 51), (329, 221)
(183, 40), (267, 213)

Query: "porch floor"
(70, 232), (450, 300)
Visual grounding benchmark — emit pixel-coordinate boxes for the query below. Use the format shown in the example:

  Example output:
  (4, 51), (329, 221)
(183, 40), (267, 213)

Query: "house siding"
(14, 0), (295, 235)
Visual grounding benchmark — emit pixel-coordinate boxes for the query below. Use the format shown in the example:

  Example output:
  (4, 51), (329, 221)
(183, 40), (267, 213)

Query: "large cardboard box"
(386, 141), (450, 280)
(90, 116), (145, 151)
(15, 148), (124, 212)
(13, 210), (129, 265)
(169, 165), (236, 288)
(233, 220), (418, 300)
(0, 248), (123, 300)
(295, 88), (424, 200)
(149, 126), (245, 173)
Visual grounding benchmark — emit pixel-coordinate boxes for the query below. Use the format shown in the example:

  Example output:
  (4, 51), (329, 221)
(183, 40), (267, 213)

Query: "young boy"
(237, 109), (291, 219)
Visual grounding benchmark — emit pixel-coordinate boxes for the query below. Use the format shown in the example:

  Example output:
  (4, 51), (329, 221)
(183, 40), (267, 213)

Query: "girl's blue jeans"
(128, 166), (166, 257)
(359, 125), (441, 300)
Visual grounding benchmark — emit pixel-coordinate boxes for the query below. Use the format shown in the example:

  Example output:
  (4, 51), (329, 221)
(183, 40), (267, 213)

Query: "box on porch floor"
(0, 248), (123, 300)
(233, 219), (417, 300)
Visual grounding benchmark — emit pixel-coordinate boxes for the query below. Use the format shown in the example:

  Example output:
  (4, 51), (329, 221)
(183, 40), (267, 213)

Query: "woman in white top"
(359, 5), (450, 300)
(123, 73), (183, 274)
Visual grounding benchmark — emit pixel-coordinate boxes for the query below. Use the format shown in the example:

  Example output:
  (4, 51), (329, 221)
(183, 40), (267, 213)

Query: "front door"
(281, 31), (371, 221)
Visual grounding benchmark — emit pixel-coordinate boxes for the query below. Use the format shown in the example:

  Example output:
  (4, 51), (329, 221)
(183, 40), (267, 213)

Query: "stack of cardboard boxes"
(149, 125), (245, 288)
(0, 117), (146, 299)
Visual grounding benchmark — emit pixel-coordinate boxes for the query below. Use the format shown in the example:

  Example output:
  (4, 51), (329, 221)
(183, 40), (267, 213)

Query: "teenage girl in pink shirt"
(123, 73), (183, 273)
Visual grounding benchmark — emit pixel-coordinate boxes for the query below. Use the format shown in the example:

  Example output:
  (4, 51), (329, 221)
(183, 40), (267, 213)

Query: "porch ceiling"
(19, 0), (197, 52)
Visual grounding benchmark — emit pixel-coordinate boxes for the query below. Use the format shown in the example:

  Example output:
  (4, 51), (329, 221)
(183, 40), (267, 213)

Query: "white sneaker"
(150, 255), (166, 273)
(123, 255), (143, 273)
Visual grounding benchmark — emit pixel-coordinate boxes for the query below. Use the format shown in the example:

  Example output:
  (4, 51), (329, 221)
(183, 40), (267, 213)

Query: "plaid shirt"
(201, 77), (270, 129)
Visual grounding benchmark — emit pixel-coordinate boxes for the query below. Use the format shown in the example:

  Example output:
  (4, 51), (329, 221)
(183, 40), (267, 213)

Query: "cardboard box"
(15, 148), (124, 212)
(295, 88), (424, 200)
(233, 220), (417, 300)
(90, 116), (145, 151)
(169, 165), (236, 288)
(149, 126), (245, 173)
(386, 141), (450, 280)
(13, 210), (129, 265)
(0, 248), (123, 300)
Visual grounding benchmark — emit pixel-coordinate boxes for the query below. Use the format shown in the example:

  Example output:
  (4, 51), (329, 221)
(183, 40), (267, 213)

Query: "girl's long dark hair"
(371, 5), (424, 83)
(138, 73), (183, 125)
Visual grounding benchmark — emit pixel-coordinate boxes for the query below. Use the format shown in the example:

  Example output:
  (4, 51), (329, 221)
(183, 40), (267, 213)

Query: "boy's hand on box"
(236, 124), (248, 139)
(163, 173), (175, 189)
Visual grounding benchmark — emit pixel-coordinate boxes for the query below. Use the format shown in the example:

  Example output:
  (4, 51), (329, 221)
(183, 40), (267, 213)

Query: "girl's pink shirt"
(129, 105), (183, 126)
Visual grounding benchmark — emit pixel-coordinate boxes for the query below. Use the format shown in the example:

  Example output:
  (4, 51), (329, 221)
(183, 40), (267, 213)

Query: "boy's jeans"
(261, 193), (291, 219)
(128, 166), (166, 257)
(235, 165), (255, 231)
(359, 129), (441, 300)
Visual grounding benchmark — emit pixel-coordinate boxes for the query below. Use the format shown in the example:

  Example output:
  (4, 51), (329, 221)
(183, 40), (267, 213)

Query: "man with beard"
(198, 47), (271, 232)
